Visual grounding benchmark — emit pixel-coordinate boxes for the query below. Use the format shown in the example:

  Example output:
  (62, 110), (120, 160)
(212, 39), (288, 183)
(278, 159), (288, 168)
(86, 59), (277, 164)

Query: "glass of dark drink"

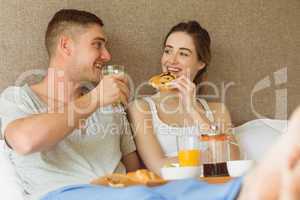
(200, 132), (230, 177)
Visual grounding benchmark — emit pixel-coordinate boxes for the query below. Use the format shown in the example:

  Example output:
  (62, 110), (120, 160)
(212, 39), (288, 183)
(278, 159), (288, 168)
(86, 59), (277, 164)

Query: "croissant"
(91, 169), (167, 187)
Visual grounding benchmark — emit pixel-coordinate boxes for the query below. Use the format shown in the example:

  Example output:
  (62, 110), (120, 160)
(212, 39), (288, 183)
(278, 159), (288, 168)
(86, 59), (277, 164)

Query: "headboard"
(0, 0), (299, 125)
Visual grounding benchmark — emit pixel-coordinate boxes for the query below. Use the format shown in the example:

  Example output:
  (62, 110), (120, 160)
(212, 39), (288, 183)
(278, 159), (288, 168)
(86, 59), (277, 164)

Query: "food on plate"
(149, 72), (176, 90)
(90, 169), (167, 187)
(163, 163), (179, 168)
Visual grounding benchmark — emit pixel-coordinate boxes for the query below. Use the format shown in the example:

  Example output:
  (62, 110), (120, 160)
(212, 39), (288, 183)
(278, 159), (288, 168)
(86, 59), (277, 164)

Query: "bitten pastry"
(127, 169), (162, 184)
(149, 72), (176, 90)
(90, 173), (140, 187)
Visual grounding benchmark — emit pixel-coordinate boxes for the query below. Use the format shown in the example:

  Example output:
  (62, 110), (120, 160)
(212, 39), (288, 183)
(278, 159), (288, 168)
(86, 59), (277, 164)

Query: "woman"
(128, 21), (239, 175)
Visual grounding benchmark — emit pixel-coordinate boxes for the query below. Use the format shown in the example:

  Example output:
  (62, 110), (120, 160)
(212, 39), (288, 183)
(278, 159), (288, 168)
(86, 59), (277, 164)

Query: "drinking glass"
(177, 135), (201, 167)
(101, 65), (125, 107)
(102, 64), (124, 76)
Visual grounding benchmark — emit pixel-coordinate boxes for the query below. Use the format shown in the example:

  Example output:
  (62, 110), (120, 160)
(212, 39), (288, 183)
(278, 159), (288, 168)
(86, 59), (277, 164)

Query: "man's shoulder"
(1, 85), (22, 96)
(0, 85), (28, 102)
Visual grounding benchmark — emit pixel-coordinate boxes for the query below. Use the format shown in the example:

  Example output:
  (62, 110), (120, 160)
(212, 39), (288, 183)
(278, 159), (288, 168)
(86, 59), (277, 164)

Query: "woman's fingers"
(169, 79), (186, 93)
(171, 75), (196, 94)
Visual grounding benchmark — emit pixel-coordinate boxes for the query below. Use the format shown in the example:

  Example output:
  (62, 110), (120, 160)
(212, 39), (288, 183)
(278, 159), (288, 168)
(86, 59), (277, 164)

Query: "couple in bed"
(0, 9), (298, 200)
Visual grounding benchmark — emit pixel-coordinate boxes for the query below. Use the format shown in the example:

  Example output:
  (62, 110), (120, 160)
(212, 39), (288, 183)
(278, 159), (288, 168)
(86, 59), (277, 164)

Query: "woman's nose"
(168, 53), (178, 64)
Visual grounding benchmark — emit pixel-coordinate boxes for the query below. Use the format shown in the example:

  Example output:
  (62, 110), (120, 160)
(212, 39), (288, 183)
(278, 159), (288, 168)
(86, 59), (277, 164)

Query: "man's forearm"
(5, 92), (98, 154)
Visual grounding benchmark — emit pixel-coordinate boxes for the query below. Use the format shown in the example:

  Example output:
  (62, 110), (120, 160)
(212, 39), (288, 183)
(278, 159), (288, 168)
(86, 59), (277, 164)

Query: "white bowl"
(227, 160), (254, 177)
(161, 165), (202, 180)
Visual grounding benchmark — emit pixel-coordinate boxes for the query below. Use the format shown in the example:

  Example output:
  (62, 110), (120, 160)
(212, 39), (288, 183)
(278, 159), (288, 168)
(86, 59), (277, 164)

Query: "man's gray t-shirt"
(0, 84), (136, 200)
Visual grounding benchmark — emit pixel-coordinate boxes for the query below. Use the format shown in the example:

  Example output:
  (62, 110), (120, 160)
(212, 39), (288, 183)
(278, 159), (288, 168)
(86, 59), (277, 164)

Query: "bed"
(0, 0), (298, 199)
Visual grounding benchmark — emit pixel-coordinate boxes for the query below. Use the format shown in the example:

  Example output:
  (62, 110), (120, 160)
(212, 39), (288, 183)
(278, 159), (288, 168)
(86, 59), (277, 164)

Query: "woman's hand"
(169, 75), (197, 112)
(169, 75), (211, 128)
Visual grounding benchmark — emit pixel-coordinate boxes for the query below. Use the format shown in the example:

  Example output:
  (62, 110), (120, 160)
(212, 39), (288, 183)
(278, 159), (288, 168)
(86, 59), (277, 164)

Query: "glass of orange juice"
(177, 135), (201, 167)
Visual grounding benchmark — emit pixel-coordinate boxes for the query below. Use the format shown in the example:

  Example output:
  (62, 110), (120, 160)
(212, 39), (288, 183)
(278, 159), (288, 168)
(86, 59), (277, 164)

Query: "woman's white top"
(143, 96), (214, 157)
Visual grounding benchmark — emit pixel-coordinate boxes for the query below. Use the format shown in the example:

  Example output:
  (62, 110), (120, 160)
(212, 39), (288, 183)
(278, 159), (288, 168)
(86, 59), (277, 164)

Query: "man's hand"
(92, 74), (130, 107)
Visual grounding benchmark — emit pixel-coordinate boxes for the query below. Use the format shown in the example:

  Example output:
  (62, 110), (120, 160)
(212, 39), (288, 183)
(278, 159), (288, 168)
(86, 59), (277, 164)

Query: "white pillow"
(0, 140), (24, 200)
(234, 119), (288, 161)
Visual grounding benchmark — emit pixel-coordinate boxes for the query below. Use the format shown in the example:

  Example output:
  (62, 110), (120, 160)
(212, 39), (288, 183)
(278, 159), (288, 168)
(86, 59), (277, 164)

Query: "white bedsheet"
(0, 140), (24, 200)
(234, 118), (288, 161)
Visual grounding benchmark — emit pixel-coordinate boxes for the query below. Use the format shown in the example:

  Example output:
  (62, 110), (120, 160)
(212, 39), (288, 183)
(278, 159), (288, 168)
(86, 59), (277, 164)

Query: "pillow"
(0, 140), (24, 200)
(234, 119), (288, 161)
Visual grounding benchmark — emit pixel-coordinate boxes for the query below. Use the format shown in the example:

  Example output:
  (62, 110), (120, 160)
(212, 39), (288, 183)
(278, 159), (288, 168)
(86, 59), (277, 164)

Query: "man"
(0, 9), (140, 200)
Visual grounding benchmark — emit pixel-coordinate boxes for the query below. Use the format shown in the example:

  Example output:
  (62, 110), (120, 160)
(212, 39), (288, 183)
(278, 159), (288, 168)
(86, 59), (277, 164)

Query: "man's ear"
(58, 35), (72, 56)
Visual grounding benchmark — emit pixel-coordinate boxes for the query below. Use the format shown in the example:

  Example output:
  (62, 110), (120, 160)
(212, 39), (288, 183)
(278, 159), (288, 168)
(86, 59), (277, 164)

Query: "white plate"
(227, 160), (254, 177)
(161, 165), (202, 180)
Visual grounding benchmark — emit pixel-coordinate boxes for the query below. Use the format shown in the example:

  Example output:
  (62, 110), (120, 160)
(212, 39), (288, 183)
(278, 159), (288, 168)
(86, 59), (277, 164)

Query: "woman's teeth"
(168, 67), (181, 72)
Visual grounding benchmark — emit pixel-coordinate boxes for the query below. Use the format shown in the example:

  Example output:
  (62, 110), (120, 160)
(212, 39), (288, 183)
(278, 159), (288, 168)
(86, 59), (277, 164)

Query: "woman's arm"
(121, 151), (142, 172)
(127, 99), (177, 175)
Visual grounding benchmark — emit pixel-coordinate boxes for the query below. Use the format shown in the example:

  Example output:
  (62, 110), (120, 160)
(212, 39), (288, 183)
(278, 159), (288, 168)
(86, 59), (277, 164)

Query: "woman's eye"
(180, 52), (189, 57)
(164, 49), (171, 54)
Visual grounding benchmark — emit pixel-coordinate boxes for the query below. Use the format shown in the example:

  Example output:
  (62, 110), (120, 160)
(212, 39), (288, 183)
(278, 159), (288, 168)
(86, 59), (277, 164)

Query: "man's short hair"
(45, 9), (104, 57)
